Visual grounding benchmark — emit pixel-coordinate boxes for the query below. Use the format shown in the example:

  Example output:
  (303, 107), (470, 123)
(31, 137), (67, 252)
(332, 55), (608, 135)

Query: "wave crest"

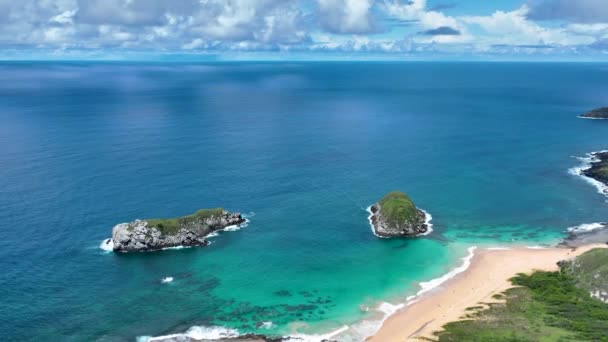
(569, 151), (608, 197)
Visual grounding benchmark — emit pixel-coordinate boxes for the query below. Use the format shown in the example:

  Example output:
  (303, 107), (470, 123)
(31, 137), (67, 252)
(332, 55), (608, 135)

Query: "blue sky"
(1, 0), (608, 60)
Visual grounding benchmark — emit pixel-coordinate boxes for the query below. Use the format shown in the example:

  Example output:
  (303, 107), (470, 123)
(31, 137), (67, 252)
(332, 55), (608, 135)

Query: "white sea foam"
(366, 206), (434, 238)
(376, 302), (405, 315)
(161, 277), (174, 284)
(526, 245), (548, 249)
(218, 218), (250, 233)
(99, 238), (114, 252)
(415, 246), (477, 298)
(162, 245), (191, 250)
(567, 222), (607, 234)
(207, 231), (220, 238)
(259, 321), (273, 329)
(140, 324), (348, 342)
(418, 209), (434, 236)
(579, 116), (608, 120)
(286, 325), (349, 342)
(138, 326), (240, 342)
(569, 151), (608, 197)
(486, 246), (511, 251)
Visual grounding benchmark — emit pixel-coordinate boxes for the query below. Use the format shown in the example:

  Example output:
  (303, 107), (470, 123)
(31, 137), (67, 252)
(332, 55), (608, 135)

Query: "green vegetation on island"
(145, 208), (226, 235)
(434, 248), (608, 342)
(580, 107), (608, 119)
(378, 191), (420, 227)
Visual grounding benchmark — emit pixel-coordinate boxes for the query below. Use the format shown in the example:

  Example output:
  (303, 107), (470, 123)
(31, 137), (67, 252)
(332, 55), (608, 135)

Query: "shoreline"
(368, 243), (608, 342)
(570, 150), (608, 197)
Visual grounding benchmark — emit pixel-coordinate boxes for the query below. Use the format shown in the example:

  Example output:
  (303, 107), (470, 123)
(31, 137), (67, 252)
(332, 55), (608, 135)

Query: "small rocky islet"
(105, 208), (245, 252)
(579, 107), (608, 119)
(368, 191), (430, 237)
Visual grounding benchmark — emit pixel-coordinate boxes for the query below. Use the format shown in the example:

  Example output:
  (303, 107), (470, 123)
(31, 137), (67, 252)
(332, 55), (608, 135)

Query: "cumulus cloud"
(0, 0), (606, 57)
(526, 0), (608, 23)
(317, 0), (376, 34)
(461, 6), (593, 46)
(0, 0), (309, 49)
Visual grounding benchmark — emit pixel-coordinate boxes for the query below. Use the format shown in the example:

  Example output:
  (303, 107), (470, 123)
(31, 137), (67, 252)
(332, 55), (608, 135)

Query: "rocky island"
(579, 107), (608, 119)
(105, 208), (246, 252)
(368, 191), (431, 237)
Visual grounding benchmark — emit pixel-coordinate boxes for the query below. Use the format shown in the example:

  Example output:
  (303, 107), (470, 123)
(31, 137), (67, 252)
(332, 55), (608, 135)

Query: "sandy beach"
(369, 244), (608, 342)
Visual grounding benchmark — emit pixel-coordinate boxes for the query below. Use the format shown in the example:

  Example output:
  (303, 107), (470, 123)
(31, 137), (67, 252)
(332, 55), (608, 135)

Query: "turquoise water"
(1, 62), (608, 341)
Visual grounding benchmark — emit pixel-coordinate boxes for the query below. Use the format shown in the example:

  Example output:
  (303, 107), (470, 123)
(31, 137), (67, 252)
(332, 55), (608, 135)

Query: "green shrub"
(378, 191), (421, 226)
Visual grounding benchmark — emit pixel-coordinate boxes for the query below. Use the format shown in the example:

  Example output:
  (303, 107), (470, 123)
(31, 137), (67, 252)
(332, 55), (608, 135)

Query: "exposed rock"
(583, 151), (608, 186)
(148, 333), (336, 342)
(560, 223), (608, 248)
(580, 107), (608, 119)
(369, 191), (430, 237)
(149, 333), (283, 342)
(111, 208), (245, 252)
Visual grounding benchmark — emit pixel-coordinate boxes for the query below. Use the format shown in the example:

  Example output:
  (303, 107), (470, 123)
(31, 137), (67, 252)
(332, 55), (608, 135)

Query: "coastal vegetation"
(145, 208), (225, 235)
(378, 191), (420, 226)
(434, 248), (608, 341)
(561, 248), (608, 304)
(580, 107), (608, 119)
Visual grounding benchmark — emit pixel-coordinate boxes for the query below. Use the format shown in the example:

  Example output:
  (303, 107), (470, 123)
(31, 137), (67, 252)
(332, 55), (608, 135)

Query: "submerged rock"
(111, 208), (245, 252)
(369, 191), (430, 237)
(580, 107), (608, 119)
(148, 334), (283, 342)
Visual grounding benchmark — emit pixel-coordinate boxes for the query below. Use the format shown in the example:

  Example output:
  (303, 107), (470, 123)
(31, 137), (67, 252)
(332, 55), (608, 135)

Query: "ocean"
(1, 61), (607, 341)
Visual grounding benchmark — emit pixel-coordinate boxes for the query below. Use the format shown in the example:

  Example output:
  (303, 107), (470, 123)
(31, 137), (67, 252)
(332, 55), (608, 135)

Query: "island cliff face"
(369, 191), (429, 237)
(110, 208), (245, 252)
(580, 107), (608, 119)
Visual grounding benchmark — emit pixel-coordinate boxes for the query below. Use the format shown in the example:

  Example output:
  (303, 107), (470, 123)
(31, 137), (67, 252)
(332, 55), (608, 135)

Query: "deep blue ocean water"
(1, 62), (607, 341)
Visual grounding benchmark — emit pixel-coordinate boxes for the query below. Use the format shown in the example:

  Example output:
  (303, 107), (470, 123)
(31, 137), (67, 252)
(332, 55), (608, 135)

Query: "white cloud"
(381, 0), (470, 44)
(461, 6), (593, 46)
(318, 0), (376, 34)
(0, 0), (605, 57)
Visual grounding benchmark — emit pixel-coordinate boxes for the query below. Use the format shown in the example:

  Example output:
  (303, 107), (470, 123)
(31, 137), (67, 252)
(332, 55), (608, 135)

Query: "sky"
(1, 0), (608, 60)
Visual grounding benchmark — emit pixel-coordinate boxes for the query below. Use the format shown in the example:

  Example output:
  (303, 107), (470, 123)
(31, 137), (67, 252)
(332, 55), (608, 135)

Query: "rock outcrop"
(368, 191), (430, 237)
(110, 208), (245, 252)
(583, 151), (608, 186)
(580, 107), (608, 119)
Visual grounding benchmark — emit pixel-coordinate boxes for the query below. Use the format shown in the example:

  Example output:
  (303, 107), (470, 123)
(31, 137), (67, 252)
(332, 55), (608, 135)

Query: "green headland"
(435, 248), (608, 341)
